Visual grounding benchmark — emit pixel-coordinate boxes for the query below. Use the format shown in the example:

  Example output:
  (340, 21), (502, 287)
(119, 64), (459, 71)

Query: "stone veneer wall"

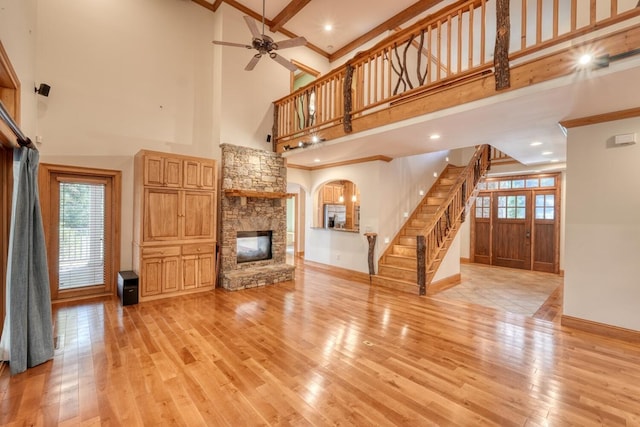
(220, 144), (294, 290)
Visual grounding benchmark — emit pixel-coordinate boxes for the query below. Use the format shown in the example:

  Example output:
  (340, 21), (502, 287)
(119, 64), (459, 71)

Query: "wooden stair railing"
(373, 144), (491, 295)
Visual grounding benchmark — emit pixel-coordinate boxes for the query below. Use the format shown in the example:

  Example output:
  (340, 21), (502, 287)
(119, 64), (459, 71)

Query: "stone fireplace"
(220, 144), (295, 290)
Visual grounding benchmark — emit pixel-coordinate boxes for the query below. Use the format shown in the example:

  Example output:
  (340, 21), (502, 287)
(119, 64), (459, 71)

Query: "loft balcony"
(273, 0), (640, 165)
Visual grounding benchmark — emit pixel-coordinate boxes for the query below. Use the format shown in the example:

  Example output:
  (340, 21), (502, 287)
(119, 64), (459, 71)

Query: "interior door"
(492, 191), (531, 269)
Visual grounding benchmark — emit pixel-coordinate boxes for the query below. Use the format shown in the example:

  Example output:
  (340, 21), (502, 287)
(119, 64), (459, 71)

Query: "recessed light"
(430, 134), (440, 140)
(542, 151), (553, 155)
(550, 159), (559, 163)
(530, 141), (542, 146)
(314, 158), (320, 163)
(324, 24), (333, 32)
(579, 54), (592, 65)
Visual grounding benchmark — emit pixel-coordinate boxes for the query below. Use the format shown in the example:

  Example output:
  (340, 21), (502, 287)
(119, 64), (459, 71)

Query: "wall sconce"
(35, 83), (51, 97)
(351, 195), (357, 202)
(338, 195), (344, 203)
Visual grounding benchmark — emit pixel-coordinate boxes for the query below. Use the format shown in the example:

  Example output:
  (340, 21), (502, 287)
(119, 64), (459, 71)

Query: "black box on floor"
(117, 271), (139, 306)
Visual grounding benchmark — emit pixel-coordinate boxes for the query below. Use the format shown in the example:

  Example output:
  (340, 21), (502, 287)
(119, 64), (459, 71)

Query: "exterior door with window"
(471, 173), (560, 273)
(40, 164), (121, 302)
(492, 192), (531, 269)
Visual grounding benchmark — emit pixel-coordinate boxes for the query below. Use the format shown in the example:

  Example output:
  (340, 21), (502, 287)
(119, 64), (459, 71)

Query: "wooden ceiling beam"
(270, 0), (312, 33)
(329, 0), (447, 62)
(191, 0), (216, 12)
(193, 0), (329, 59)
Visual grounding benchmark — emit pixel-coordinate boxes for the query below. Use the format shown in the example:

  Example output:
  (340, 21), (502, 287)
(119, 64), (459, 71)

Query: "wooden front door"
(471, 174), (560, 273)
(492, 192), (531, 269)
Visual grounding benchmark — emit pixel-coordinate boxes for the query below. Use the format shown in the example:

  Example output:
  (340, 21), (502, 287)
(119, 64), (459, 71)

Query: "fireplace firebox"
(237, 231), (273, 263)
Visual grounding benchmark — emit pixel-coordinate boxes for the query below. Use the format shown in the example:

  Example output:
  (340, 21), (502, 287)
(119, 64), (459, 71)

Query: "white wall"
(564, 117), (640, 331)
(0, 0), (38, 137)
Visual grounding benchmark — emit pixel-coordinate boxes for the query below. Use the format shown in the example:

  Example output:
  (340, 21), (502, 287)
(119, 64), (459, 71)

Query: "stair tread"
(379, 264), (416, 272)
(385, 253), (417, 260)
(373, 275), (418, 287)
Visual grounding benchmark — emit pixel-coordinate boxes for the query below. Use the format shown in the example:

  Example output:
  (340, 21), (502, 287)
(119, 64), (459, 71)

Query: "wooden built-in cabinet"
(134, 150), (218, 301)
(322, 183), (343, 204)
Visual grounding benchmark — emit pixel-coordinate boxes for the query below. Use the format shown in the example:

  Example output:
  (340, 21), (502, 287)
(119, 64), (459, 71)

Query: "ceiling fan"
(212, 0), (307, 72)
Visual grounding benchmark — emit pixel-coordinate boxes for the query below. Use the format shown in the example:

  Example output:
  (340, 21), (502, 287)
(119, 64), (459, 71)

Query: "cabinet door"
(162, 256), (181, 293)
(141, 258), (163, 296)
(144, 155), (164, 187)
(183, 160), (200, 189)
(144, 189), (180, 241)
(197, 253), (215, 287)
(200, 163), (215, 190)
(333, 185), (343, 203)
(144, 155), (182, 187)
(323, 185), (334, 203)
(164, 158), (182, 188)
(183, 192), (215, 239)
(182, 255), (198, 290)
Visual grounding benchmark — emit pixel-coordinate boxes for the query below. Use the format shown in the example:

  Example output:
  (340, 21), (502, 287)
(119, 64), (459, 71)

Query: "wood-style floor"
(1, 259), (640, 426)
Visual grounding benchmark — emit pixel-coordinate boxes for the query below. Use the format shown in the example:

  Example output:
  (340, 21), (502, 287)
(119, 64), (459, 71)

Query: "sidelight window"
(475, 196), (491, 218)
(535, 194), (555, 220)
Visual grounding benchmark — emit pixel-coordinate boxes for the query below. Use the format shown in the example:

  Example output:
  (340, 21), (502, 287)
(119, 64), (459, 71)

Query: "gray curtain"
(1, 147), (54, 375)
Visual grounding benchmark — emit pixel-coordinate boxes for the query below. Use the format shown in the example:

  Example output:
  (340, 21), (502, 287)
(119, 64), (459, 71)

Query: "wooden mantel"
(224, 189), (295, 199)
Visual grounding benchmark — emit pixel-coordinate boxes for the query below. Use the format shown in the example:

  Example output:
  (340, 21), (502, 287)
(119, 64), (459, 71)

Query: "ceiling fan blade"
(245, 54), (262, 71)
(270, 53), (298, 72)
(243, 16), (262, 39)
(212, 40), (252, 49)
(273, 37), (307, 50)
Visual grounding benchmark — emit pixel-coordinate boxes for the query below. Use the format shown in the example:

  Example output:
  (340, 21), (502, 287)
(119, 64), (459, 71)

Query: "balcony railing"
(274, 0), (640, 151)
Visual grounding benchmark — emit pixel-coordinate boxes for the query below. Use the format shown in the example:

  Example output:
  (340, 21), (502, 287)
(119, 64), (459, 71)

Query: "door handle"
(526, 231), (530, 238)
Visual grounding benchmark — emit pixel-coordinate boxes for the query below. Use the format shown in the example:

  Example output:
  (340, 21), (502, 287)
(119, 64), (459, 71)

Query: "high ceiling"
(194, 0), (452, 61)
(194, 0), (640, 169)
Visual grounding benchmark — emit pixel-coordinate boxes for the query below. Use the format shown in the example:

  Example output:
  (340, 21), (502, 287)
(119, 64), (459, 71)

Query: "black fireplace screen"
(237, 230), (273, 263)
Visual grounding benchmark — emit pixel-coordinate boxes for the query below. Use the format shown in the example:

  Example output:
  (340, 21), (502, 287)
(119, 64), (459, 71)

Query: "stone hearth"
(220, 144), (294, 290)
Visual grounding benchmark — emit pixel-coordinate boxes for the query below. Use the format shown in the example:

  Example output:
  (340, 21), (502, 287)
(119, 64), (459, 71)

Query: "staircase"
(372, 145), (491, 295)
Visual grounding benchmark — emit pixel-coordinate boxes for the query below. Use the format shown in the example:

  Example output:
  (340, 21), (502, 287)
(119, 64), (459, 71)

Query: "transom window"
(478, 176), (555, 191)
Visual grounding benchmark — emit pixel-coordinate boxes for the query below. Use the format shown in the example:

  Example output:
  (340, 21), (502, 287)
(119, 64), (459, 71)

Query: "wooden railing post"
(344, 65), (354, 133)
(272, 104), (279, 151)
(364, 232), (377, 282)
(417, 235), (426, 295)
(494, 0), (511, 90)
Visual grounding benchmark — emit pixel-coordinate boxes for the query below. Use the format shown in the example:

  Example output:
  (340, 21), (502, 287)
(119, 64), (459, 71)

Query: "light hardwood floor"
(1, 258), (639, 425)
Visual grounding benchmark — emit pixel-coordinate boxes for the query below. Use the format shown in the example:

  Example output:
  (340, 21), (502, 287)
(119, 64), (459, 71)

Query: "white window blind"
(58, 182), (105, 289)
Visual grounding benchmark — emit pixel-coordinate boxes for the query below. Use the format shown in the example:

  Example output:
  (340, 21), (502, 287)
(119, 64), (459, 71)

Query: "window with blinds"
(58, 182), (105, 289)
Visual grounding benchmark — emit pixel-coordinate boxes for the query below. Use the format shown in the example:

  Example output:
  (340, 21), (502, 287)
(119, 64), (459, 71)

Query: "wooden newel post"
(417, 235), (426, 296)
(364, 232), (377, 282)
